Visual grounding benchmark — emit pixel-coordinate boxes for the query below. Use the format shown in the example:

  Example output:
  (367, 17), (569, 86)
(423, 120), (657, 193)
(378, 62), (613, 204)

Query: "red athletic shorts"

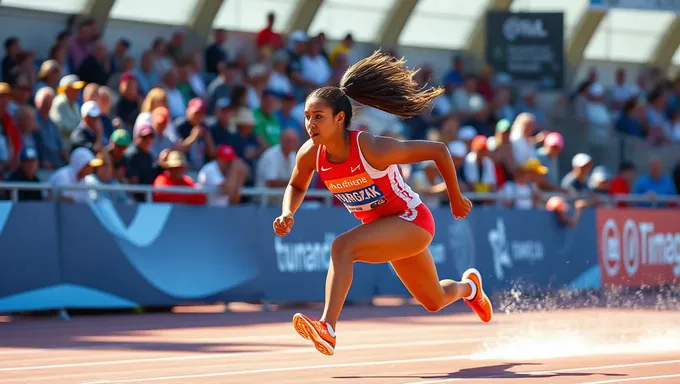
(397, 203), (435, 236)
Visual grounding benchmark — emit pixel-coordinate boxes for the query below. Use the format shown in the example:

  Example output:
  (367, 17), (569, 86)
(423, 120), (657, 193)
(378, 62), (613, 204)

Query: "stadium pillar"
(373, 0), (418, 48)
(286, 0), (323, 33)
(83, 0), (115, 28)
(465, 0), (513, 67)
(565, 9), (606, 88)
(186, 0), (225, 50)
(648, 16), (680, 70)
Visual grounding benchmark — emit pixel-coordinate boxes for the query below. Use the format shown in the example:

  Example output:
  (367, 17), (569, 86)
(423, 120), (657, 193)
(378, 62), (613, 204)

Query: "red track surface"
(2, 304), (680, 384)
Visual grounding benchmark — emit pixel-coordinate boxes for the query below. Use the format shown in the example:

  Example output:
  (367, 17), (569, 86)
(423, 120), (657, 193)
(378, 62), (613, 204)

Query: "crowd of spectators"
(0, 12), (678, 209)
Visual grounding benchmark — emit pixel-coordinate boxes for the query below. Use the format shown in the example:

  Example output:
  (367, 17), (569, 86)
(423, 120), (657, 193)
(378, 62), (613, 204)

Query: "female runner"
(272, 50), (492, 356)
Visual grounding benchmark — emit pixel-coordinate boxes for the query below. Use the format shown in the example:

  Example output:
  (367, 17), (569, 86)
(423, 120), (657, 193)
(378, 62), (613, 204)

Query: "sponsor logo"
(598, 209), (680, 287)
(502, 16), (548, 42)
(274, 233), (334, 273)
(488, 218), (544, 280)
(351, 165), (361, 173)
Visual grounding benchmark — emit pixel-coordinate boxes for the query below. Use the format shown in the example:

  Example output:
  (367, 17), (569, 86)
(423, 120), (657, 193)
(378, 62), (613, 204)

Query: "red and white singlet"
(316, 130), (435, 235)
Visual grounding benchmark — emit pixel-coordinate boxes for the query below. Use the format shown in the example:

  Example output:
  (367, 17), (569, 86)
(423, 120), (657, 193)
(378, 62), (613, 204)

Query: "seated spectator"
(149, 106), (181, 156)
(254, 90), (282, 147)
(329, 33), (354, 66)
(97, 86), (116, 142)
(205, 28), (228, 77)
(463, 135), (497, 196)
(646, 88), (671, 144)
(510, 112), (541, 165)
(452, 74), (480, 119)
(108, 56), (136, 91)
(177, 58), (198, 102)
(536, 132), (564, 187)
(78, 39), (110, 86)
(0, 82), (21, 168)
(34, 87), (66, 169)
(245, 63), (269, 110)
(210, 98), (232, 146)
(113, 73), (140, 130)
(447, 140), (470, 190)
(633, 156), (677, 206)
(9, 73), (33, 117)
(4, 147), (42, 201)
(589, 165), (611, 193)
(109, 38), (131, 75)
(2, 37), (22, 86)
(275, 92), (303, 136)
(48, 147), (103, 203)
(175, 98), (216, 170)
(125, 124), (159, 201)
(461, 94), (493, 137)
(107, 129), (131, 183)
(167, 29), (185, 64)
(136, 50), (160, 96)
(255, 128), (300, 204)
(70, 100), (103, 154)
(68, 19), (94, 71)
(83, 83), (99, 104)
(35, 59), (61, 94)
(499, 159), (546, 209)
(490, 119), (516, 184)
(411, 160), (446, 209)
(301, 37), (331, 88)
(608, 68), (633, 111)
(458, 125), (477, 151)
(152, 150), (207, 205)
(162, 67), (186, 119)
(197, 144), (248, 206)
(516, 86), (548, 130)
(561, 153), (593, 195)
(151, 38), (173, 76)
(616, 97), (646, 138)
(49, 75), (85, 137)
(609, 161), (635, 207)
(230, 107), (265, 172)
(490, 82), (515, 122)
(585, 83), (613, 150)
(267, 51), (293, 96)
(136, 87), (173, 130)
(85, 151), (132, 204)
(15, 105), (40, 152)
(206, 62), (237, 114)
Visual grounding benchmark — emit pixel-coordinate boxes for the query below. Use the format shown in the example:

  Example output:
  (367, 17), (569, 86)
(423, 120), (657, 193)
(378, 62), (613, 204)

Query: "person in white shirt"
(48, 147), (103, 202)
(246, 63), (270, 110)
(510, 112), (540, 166)
(585, 83), (613, 145)
(463, 135), (497, 195)
(608, 68), (632, 111)
(267, 50), (294, 96)
(300, 38), (331, 87)
(255, 128), (300, 205)
(499, 158), (546, 209)
(197, 144), (248, 206)
(161, 67), (186, 119)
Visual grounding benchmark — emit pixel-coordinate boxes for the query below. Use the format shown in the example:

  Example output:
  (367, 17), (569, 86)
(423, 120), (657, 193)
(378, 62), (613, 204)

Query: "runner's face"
(304, 97), (342, 145)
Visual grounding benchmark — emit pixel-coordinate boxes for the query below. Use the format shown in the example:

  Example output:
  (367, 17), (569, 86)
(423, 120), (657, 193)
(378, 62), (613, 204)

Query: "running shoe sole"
(293, 313), (335, 356)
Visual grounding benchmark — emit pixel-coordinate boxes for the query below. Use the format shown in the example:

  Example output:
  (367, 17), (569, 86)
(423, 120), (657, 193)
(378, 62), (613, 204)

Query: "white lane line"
(408, 359), (680, 383)
(578, 373), (680, 384)
(0, 337), (487, 372)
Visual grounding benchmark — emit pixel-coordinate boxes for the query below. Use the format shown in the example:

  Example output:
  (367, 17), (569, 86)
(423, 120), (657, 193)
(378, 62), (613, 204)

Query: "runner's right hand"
(273, 214), (294, 236)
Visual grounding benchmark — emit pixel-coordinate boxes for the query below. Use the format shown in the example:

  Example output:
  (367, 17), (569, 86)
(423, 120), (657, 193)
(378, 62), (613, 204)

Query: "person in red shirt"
(256, 12), (283, 50)
(152, 150), (207, 205)
(609, 161), (635, 207)
(0, 82), (22, 170)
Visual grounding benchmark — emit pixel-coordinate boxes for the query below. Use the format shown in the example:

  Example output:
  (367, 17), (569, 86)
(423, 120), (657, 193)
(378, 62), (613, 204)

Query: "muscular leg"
(320, 216), (433, 330)
(390, 249), (472, 312)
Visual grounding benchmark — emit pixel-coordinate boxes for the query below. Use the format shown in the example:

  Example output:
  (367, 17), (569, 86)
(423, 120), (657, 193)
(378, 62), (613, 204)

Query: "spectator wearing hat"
(537, 132), (564, 186)
(48, 147), (103, 203)
(35, 59), (61, 95)
(70, 100), (103, 154)
(153, 150), (206, 205)
(113, 72), (140, 129)
(275, 92), (303, 137)
(78, 39), (110, 86)
(49, 74), (85, 136)
(209, 98), (233, 146)
(561, 153), (593, 195)
(4, 146), (42, 201)
(34, 87), (66, 169)
(499, 158), (547, 209)
(161, 67), (186, 119)
(206, 62), (237, 115)
(0, 82), (21, 169)
(463, 135), (497, 198)
(125, 123), (160, 201)
(85, 151), (132, 204)
(256, 12), (284, 50)
(230, 107), (264, 172)
(205, 28), (228, 77)
(175, 97), (216, 170)
(198, 144), (248, 206)
(254, 90), (282, 147)
(588, 165), (611, 198)
(107, 129), (131, 183)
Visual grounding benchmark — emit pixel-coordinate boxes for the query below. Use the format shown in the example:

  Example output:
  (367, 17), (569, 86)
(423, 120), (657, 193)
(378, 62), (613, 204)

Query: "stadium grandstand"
(1, 1), (680, 382)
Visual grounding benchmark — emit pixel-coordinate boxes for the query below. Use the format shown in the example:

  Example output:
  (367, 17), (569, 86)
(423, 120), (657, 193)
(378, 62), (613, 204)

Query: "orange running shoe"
(462, 268), (493, 323)
(292, 313), (336, 356)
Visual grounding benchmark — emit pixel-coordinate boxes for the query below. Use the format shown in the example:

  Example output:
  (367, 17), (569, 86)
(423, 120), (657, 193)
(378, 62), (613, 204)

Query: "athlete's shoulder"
(296, 138), (320, 170)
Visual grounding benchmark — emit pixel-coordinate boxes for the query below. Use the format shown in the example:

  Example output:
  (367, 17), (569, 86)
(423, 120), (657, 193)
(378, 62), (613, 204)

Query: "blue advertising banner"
(590, 0), (680, 13)
(0, 202), (599, 313)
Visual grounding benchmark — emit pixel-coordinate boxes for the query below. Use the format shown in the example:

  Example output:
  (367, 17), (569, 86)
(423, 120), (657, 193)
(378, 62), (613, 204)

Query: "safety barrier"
(0, 201), (602, 313)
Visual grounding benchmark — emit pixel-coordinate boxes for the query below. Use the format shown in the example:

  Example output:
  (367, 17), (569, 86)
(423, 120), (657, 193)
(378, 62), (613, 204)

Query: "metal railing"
(0, 181), (678, 207)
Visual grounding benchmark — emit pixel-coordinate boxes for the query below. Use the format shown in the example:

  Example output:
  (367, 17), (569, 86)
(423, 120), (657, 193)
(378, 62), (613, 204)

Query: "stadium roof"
(1, 0), (679, 67)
